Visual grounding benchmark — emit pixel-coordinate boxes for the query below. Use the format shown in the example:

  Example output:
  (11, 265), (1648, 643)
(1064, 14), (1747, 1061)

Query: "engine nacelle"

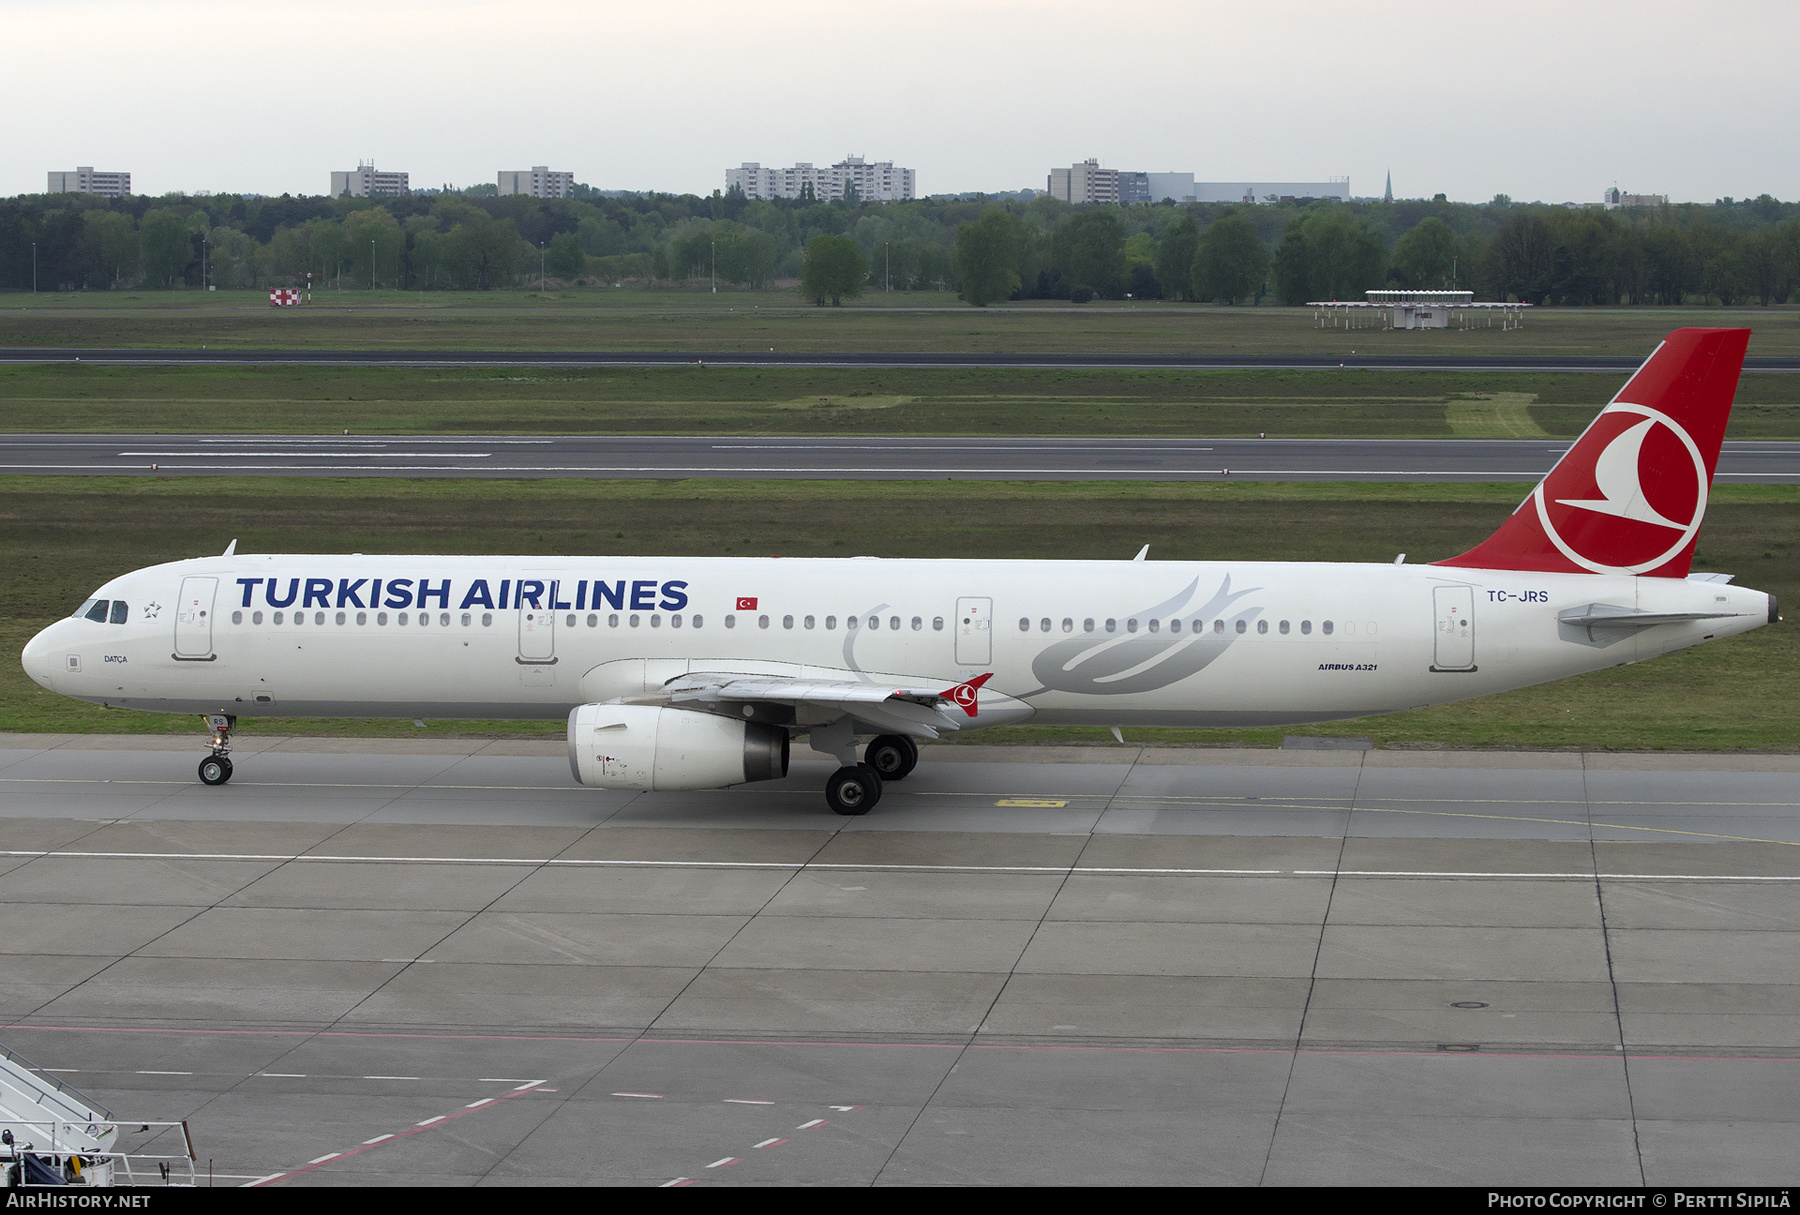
(567, 703), (789, 790)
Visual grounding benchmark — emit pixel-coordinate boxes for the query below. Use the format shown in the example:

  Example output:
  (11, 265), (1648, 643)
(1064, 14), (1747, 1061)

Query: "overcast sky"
(6, 0), (1794, 204)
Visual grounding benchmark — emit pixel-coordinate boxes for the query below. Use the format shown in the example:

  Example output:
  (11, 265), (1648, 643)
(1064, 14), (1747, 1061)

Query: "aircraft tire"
(198, 756), (233, 786)
(865, 735), (918, 781)
(825, 764), (883, 816)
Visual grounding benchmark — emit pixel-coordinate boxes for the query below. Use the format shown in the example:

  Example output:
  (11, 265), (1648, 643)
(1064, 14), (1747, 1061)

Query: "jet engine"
(567, 703), (789, 790)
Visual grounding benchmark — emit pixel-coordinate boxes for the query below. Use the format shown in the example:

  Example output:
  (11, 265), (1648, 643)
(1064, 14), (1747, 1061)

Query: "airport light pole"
(710, 240), (716, 294)
(540, 243), (546, 293)
(370, 240), (375, 291)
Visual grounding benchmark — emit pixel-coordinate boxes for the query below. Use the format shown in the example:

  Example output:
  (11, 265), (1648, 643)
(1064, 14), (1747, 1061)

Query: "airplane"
(19, 328), (1779, 815)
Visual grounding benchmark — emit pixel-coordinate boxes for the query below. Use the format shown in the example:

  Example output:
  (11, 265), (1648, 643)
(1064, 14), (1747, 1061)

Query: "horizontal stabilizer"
(1557, 603), (1739, 629)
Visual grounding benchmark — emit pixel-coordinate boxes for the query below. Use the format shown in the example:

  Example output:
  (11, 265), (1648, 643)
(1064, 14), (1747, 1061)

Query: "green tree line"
(3, 185), (1797, 306)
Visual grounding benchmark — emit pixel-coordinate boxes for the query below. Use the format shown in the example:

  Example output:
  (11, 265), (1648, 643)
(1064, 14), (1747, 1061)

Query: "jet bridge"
(0, 1041), (196, 1187)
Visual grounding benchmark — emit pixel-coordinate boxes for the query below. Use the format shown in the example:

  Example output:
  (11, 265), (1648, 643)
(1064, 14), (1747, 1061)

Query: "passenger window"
(252, 611), (263, 625)
(932, 617), (943, 631)
(629, 615), (640, 628)
(483, 613), (493, 627)
(890, 616), (900, 631)
(608, 614), (619, 627)
(692, 614), (703, 628)
(418, 612), (428, 627)
(1301, 620), (1312, 635)
(1019, 618), (1030, 632)
(1062, 618), (1072, 633)
(378, 612), (389, 625)
(846, 616), (857, 630)
(1084, 618), (1094, 632)
(758, 615), (770, 629)
(805, 615), (816, 629)
(651, 614), (662, 628)
(232, 611), (243, 625)
(1148, 619), (1160, 633)
(461, 613), (471, 627)
(397, 612), (408, 625)
(867, 616), (879, 630)
(85, 600), (109, 623)
(586, 614), (597, 628)
(671, 614), (683, 628)
(110, 601), (128, 625)
(1105, 619), (1116, 633)
(440, 613), (450, 627)
(565, 614), (576, 628)
(1127, 619), (1138, 633)
(783, 615), (794, 629)
(1235, 619), (1246, 634)
(1040, 618), (1051, 632)
(1257, 620), (1269, 635)
(358, 612), (368, 625)
(273, 611), (285, 625)
(1323, 620), (1334, 634)
(725, 614), (736, 629)
(1279, 620), (1290, 635)
(1168, 619), (1180, 634)
(827, 616), (839, 630)
(1215, 620), (1225, 634)
(912, 617), (922, 631)
(336, 611), (347, 625)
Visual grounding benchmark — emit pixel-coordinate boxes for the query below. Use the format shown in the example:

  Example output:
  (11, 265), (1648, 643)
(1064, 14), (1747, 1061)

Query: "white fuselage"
(20, 554), (1773, 731)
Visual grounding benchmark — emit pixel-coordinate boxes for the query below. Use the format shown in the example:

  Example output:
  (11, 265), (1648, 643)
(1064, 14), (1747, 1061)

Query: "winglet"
(1133, 545), (1149, 562)
(939, 672), (994, 718)
(223, 539), (238, 557)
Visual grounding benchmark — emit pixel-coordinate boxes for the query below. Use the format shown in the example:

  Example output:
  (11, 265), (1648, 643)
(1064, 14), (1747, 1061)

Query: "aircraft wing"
(662, 672), (973, 738)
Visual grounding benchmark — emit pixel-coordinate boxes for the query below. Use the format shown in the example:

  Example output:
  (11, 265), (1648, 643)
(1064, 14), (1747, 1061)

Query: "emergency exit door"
(955, 597), (991, 665)
(1432, 584), (1475, 671)
(174, 576), (218, 659)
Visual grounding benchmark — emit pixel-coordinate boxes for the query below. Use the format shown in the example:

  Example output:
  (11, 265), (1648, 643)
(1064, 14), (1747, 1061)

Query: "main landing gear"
(823, 734), (920, 816)
(198, 714), (235, 786)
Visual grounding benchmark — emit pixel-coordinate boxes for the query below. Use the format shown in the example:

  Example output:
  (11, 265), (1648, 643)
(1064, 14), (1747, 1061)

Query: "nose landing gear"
(198, 714), (235, 786)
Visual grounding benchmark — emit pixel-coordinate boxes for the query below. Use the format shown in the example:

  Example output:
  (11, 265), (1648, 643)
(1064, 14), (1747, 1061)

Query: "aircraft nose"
(20, 621), (67, 691)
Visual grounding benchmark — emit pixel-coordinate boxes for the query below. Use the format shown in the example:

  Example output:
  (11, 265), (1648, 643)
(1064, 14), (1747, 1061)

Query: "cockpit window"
(110, 601), (129, 625)
(72, 598), (99, 619)
(83, 599), (110, 623)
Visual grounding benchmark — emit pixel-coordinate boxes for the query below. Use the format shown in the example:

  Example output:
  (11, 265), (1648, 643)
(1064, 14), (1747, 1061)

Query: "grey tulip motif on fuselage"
(1023, 575), (1263, 696)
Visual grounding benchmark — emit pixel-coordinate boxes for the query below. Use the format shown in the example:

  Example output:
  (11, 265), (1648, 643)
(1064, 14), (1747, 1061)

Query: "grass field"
(2, 363), (1796, 438)
(3, 476), (1792, 750)
(2, 290), (1798, 356)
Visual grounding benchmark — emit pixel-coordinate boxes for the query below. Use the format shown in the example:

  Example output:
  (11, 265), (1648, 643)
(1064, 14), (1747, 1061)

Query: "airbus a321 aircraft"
(20, 328), (1778, 815)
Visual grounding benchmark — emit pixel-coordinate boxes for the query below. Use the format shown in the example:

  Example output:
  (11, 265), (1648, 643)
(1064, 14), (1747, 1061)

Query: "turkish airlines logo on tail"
(1533, 402), (1709, 575)
(940, 672), (994, 717)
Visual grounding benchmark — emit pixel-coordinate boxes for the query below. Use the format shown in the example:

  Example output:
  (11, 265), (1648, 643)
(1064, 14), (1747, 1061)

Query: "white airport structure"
(726, 157), (916, 203)
(45, 167), (130, 198)
(330, 162), (409, 198)
(0, 1042), (196, 1186)
(1308, 289), (1529, 330)
(498, 166), (575, 199)
(1050, 160), (1348, 205)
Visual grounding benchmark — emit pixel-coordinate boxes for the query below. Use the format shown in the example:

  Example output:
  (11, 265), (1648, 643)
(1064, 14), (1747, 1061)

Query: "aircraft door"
(518, 605), (556, 663)
(1432, 584), (1475, 671)
(174, 576), (218, 658)
(955, 596), (991, 666)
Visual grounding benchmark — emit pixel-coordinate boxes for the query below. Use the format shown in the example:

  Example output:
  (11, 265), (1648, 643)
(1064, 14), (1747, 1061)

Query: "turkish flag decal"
(736, 597), (758, 611)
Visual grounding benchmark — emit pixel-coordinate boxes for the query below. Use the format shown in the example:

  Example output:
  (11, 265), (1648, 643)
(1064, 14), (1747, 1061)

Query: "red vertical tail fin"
(1434, 327), (1749, 577)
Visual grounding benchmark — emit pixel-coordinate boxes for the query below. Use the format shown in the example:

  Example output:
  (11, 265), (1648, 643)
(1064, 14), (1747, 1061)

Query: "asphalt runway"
(6, 347), (1800, 372)
(5, 433), (1799, 482)
(0, 733), (1796, 1186)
